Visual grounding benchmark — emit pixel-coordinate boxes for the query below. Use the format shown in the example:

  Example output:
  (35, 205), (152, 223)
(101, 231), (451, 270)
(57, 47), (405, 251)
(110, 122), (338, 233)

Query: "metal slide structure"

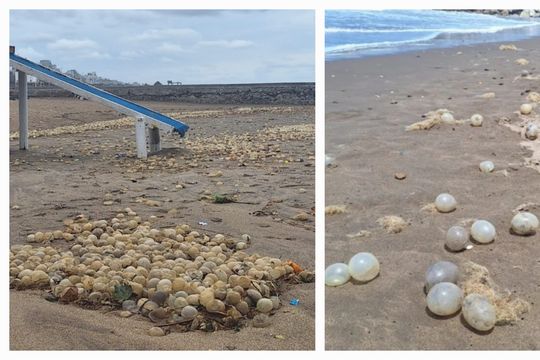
(10, 49), (189, 159)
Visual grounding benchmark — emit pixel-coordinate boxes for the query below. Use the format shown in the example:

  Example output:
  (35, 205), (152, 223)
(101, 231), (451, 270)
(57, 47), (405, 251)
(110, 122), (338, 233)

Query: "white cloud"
(155, 43), (185, 54)
(198, 40), (253, 49)
(48, 38), (98, 51)
(133, 28), (199, 41)
(16, 47), (44, 60)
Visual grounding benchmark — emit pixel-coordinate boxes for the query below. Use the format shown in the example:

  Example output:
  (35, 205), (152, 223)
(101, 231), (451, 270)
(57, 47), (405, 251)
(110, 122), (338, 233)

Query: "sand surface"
(326, 38), (540, 350)
(10, 100), (314, 350)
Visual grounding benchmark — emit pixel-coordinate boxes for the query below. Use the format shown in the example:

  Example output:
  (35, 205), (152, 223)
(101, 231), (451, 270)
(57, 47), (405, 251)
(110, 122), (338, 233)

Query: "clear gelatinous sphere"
(426, 282), (463, 316)
(325, 263), (350, 286)
(511, 212), (539, 236)
(348, 252), (380, 282)
(441, 112), (455, 124)
(425, 260), (459, 291)
(470, 114), (483, 127)
(479, 161), (495, 173)
(525, 124), (539, 140)
(462, 294), (496, 331)
(435, 193), (457, 213)
(445, 226), (469, 252)
(470, 220), (496, 244)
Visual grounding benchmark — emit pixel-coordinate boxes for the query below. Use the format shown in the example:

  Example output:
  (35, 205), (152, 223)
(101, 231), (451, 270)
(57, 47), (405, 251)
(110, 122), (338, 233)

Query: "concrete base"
(135, 118), (147, 159)
(18, 71), (28, 150)
(148, 126), (161, 153)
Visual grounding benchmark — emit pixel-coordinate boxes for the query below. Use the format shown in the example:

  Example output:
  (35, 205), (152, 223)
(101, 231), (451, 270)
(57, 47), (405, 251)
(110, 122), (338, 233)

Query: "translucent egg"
(470, 220), (496, 244)
(445, 226), (469, 252)
(348, 252), (380, 282)
(462, 294), (496, 331)
(325, 154), (335, 166)
(325, 263), (350, 286)
(441, 112), (455, 124)
(479, 161), (494, 173)
(520, 103), (533, 115)
(426, 282), (463, 316)
(470, 114), (484, 127)
(511, 212), (539, 236)
(435, 193), (457, 213)
(525, 124), (538, 140)
(425, 261), (459, 291)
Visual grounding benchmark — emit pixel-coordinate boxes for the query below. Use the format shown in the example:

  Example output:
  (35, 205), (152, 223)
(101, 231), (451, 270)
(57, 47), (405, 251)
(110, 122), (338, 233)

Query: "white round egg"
(426, 282), (463, 316)
(520, 103), (533, 115)
(348, 252), (380, 282)
(445, 226), (469, 252)
(479, 161), (494, 173)
(470, 220), (496, 244)
(325, 263), (350, 286)
(470, 114), (483, 127)
(425, 261), (459, 291)
(525, 124), (538, 140)
(435, 193), (457, 213)
(462, 294), (496, 332)
(511, 212), (539, 236)
(441, 112), (455, 124)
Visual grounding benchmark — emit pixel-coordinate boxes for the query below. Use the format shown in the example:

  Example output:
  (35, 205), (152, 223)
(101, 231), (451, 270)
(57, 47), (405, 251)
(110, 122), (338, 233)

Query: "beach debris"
(325, 154), (335, 166)
(9, 210), (312, 333)
(512, 202), (540, 213)
(289, 298), (300, 306)
(394, 172), (407, 180)
(435, 193), (457, 213)
(470, 220), (496, 244)
(293, 212), (310, 221)
(479, 160), (495, 173)
(376, 215), (408, 234)
(420, 203), (438, 213)
(445, 226), (469, 252)
(462, 294), (496, 332)
(527, 92), (540, 102)
(426, 282), (463, 316)
(348, 252), (380, 282)
(325, 205), (346, 215)
(459, 261), (530, 325)
(210, 194), (236, 204)
(425, 261), (459, 292)
(405, 109), (465, 131)
(346, 230), (371, 238)
(252, 313), (271, 328)
(198, 221), (208, 226)
(477, 92), (496, 99)
(510, 212), (539, 235)
(470, 114), (484, 127)
(208, 170), (223, 178)
(499, 44), (518, 51)
(515, 58), (530, 65)
(148, 327), (166, 337)
(325, 263), (350, 287)
(520, 103), (533, 115)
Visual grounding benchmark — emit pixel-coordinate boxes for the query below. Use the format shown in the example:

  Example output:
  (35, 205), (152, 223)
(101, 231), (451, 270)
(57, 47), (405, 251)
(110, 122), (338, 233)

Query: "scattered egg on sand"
(470, 114), (484, 127)
(325, 263), (350, 286)
(462, 293), (496, 332)
(325, 154), (335, 166)
(525, 124), (538, 140)
(445, 226), (469, 252)
(470, 220), (496, 244)
(426, 282), (463, 316)
(348, 252), (380, 282)
(425, 261), (459, 291)
(479, 161), (495, 173)
(511, 212), (539, 236)
(520, 103), (533, 115)
(440, 112), (455, 124)
(435, 193), (457, 213)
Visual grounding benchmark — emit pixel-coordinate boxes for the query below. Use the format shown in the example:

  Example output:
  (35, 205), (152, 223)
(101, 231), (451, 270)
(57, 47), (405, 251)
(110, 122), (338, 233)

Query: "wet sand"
(10, 99), (315, 350)
(326, 37), (540, 350)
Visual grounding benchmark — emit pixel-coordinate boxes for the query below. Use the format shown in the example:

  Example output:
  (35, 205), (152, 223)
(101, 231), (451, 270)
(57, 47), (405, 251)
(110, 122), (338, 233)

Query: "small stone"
(148, 327), (165, 336)
(394, 172), (407, 180)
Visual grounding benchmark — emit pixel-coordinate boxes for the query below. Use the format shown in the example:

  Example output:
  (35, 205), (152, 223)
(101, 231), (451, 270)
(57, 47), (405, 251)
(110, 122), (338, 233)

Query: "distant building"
(154, 81), (163, 86)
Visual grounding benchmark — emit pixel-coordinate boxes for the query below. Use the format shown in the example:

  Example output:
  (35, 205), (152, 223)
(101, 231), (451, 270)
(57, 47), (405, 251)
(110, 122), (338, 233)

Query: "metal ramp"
(10, 48), (189, 159)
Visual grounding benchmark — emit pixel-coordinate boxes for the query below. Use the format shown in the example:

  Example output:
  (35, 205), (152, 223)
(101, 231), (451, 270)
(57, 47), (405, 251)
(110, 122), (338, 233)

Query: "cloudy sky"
(10, 10), (314, 84)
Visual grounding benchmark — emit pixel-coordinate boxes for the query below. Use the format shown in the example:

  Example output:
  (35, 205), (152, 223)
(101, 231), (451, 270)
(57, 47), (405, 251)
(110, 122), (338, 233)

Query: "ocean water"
(326, 10), (540, 60)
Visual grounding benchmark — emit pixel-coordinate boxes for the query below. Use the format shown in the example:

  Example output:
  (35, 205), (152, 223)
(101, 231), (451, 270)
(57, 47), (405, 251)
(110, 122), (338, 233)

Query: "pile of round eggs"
(10, 209), (313, 331)
(325, 252), (380, 286)
(424, 261), (496, 332)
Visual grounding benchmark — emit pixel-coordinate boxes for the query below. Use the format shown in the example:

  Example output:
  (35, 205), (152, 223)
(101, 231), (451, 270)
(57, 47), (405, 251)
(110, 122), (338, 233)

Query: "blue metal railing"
(10, 53), (189, 136)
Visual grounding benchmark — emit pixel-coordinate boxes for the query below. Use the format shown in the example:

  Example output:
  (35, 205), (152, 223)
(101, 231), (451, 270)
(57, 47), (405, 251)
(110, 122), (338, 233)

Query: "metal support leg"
(18, 71), (28, 150)
(135, 117), (147, 159)
(148, 126), (161, 153)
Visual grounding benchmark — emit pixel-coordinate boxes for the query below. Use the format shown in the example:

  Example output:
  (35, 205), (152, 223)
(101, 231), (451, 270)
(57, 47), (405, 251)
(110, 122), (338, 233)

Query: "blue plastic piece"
(10, 53), (189, 136)
(289, 298), (300, 306)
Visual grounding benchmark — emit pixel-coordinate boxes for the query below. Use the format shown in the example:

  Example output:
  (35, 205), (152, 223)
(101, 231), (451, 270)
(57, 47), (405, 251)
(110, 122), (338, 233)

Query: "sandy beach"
(325, 37), (540, 350)
(10, 95), (315, 350)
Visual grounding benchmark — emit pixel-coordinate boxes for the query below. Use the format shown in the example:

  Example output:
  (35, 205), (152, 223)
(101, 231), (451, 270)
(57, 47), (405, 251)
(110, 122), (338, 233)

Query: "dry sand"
(10, 99), (314, 350)
(326, 38), (540, 350)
